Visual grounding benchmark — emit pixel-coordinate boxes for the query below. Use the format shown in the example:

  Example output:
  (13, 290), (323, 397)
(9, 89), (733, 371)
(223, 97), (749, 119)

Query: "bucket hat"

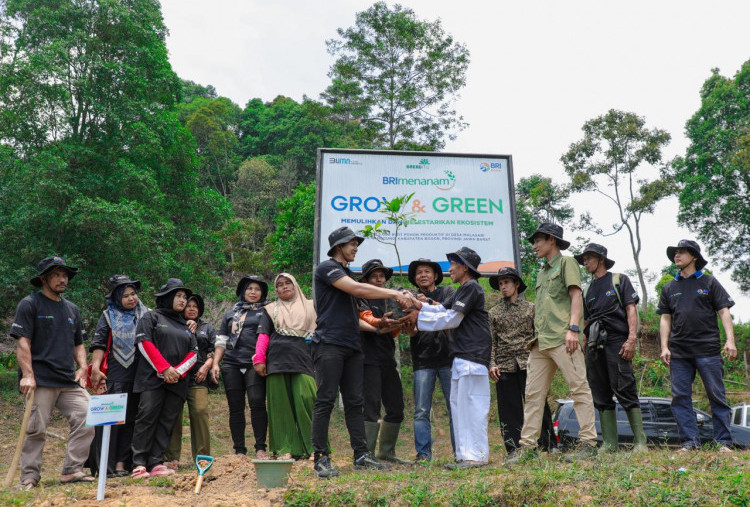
(236, 275), (269, 301)
(359, 259), (393, 282)
(154, 278), (192, 298)
(327, 226), (365, 257)
(667, 239), (708, 271)
(489, 267), (527, 294)
(527, 222), (571, 250)
(407, 258), (444, 287)
(446, 247), (482, 278)
(30, 256), (78, 287)
(105, 274), (142, 299)
(574, 243), (615, 270)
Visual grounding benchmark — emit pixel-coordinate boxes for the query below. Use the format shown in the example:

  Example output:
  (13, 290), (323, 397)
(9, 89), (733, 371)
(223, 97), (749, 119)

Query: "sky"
(160, 0), (750, 321)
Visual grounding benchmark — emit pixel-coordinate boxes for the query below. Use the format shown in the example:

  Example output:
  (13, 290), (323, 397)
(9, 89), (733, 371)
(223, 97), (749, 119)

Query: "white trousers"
(450, 357), (490, 462)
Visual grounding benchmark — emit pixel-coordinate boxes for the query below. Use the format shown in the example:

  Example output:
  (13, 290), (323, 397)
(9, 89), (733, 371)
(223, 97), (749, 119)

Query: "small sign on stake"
(87, 393), (128, 501)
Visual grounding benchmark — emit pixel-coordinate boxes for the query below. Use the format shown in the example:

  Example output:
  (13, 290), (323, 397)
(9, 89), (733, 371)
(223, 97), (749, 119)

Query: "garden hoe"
(194, 454), (214, 494)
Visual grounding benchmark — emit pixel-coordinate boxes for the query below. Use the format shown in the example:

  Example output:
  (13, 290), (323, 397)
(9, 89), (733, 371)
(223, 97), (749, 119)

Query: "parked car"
(553, 397), (750, 449)
(731, 403), (749, 428)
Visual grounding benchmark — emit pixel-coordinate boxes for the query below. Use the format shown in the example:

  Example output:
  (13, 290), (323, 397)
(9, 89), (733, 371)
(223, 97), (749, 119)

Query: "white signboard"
(315, 149), (520, 274)
(86, 393), (128, 426)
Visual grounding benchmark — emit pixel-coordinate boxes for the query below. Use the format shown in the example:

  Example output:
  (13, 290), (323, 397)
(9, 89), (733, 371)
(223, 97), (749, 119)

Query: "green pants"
(165, 386), (210, 463)
(267, 373), (316, 458)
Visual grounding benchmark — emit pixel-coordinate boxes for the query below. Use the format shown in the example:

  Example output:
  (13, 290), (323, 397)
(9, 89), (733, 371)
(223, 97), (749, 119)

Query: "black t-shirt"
(258, 310), (314, 377)
(583, 272), (639, 338)
(359, 298), (397, 366)
(10, 293), (86, 388)
(657, 272), (735, 358)
(442, 279), (492, 368)
(133, 309), (197, 397)
(313, 259), (360, 350)
(218, 307), (265, 367)
(411, 285), (455, 371)
(191, 320), (217, 388)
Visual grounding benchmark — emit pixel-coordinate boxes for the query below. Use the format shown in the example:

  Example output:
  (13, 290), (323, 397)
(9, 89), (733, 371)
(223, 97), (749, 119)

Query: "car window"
(746, 410), (750, 427)
(639, 402), (654, 422)
(734, 409), (742, 425)
(651, 402), (674, 423)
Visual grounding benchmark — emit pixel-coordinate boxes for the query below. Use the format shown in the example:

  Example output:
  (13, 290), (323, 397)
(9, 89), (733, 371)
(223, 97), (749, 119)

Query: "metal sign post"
(86, 393), (128, 501)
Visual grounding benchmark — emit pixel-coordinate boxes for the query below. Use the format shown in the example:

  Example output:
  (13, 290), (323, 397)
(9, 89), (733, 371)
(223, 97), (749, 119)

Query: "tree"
(561, 109), (672, 313)
(358, 193), (417, 275)
(515, 175), (574, 290)
(323, 2), (469, 150)
(671, 61), (750, 291)
(269, 182), (316, 290)
(0, 0), (230, 317)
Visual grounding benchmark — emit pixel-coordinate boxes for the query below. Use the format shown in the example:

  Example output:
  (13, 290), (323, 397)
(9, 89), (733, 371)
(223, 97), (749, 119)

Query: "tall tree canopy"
(0, 0), (229, 317)
(323, 1), (469, 150)
(561, 109), (672, 313)
(671, 61), (750, 291)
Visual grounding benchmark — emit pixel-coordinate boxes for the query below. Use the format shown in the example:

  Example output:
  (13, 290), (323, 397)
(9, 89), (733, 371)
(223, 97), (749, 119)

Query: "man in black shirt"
(576, 243), (647, 453)
(311, 227), (412, 478)
(400, 247), (492, 470)
(407, 258), (455, 462)
(658, 239), (737, 452)
(10, 257), (95, 488)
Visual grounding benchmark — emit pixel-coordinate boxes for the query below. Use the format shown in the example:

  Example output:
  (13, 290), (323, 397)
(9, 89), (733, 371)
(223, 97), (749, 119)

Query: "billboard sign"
(314, 149), (520, 275)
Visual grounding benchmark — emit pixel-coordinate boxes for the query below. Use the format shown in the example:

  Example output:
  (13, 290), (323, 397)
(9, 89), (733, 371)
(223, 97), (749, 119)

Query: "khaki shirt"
(534, 253), (582, 350)
(489, 298), (534, 372)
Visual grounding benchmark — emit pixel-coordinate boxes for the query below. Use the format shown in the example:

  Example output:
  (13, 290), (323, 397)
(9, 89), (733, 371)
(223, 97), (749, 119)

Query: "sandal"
(164, 460), (180, 470)
(255, 450), (270, 460)
(131, 466), (150, 479)
(149, 464), (175, 477)
(19, 478), (38, 490)
(60, 471), (95, 484)
(278, 453), (293, 460)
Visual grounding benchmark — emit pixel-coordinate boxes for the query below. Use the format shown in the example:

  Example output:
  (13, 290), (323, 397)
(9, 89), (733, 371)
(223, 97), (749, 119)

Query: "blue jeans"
(670, 355), (732, 447)
(413, 367), (455, 459)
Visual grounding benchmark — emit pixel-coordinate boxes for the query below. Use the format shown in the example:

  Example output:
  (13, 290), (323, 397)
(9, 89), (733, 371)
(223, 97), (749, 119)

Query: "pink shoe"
(131, 466), (150, 479)
(149, 464), (175, 477)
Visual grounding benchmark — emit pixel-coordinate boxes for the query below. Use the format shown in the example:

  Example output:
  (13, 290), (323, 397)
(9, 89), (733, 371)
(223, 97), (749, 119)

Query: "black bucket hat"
(360, 259), (393, 282)
(489, 267), (527, 294)
(154, 278), (192, 298)
(236, 275), (269, 301)
(327, 226), (365, 257)
(527, 222), (570, 250)
(186, 294), (205, 318)
(30, 256), (78, 287)
(446, 247), (482, 278)
(667, 239), (708, 271)
(105, 274), (142, 299)
(574, 243), (615, 270)
(408, 258), (444, 287)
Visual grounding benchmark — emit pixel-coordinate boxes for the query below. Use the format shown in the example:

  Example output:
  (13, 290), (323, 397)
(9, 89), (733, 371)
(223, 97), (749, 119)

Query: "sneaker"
(353, 453), (390, 470)
(564, 443), (598, 462)
(313, 455), (339, 479)
(504, 447), (538, 466)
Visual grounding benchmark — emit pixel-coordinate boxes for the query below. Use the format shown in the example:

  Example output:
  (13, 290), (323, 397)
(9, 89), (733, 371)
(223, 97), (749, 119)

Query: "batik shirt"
(489, 298), (534, 373)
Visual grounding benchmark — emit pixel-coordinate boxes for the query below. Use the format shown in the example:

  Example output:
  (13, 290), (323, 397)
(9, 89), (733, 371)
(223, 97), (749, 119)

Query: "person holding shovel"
(10, 256), (95, 489)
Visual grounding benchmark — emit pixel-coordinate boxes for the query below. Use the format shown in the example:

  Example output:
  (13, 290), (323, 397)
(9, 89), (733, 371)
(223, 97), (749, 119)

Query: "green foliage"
(324, 2), (469, 150)
(232, 157), (297, 226)
(221, 218), (275, 280)
(359, 193), (417, 274)
(269, 182), (316, 289)
(561, 109), (672, 312)
(0, 0), (230, 318)
(671, 61), (750, 291)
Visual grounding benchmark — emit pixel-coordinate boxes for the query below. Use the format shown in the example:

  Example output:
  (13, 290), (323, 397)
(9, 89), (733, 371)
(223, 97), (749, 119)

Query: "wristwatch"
(568, 324), (580, 333)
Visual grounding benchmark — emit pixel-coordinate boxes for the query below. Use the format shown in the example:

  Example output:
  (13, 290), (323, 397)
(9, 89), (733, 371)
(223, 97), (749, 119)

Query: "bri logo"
(696, 289), (710, 296)
(68, 317), (75, 325)
(605, 290), (616, 297)
(479, 162), (503, 172)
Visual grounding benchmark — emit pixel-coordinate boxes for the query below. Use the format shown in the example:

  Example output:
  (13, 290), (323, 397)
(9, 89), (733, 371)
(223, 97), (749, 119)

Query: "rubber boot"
(376, 421), (410, 465)
(365, 421), (380, 454)
(626, 408), (648, 453)
(598, 410), (619, 454)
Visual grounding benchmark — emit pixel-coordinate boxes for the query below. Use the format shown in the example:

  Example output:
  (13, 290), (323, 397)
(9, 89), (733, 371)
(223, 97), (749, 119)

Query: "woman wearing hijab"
(164, 294), (216, 468)
(130, 278), (198, 479)
(253, 273), (317, 459)
(87, 275), (148, 477)
(211, 275), (270, 458)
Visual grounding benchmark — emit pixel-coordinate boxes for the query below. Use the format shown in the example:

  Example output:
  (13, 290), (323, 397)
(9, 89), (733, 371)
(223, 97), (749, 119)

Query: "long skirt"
(267, 373), (316, 458)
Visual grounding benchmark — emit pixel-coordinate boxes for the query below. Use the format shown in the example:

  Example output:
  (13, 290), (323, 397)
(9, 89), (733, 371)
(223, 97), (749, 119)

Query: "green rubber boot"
(626, 408), (648, 453)
(365, 421), (380, 454)
(598, 410), (619, 454)
(376, 421), (410, 465)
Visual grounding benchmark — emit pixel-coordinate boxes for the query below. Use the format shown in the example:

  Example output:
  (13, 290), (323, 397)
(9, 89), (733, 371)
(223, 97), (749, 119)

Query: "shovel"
(194, 454), (214, 494)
